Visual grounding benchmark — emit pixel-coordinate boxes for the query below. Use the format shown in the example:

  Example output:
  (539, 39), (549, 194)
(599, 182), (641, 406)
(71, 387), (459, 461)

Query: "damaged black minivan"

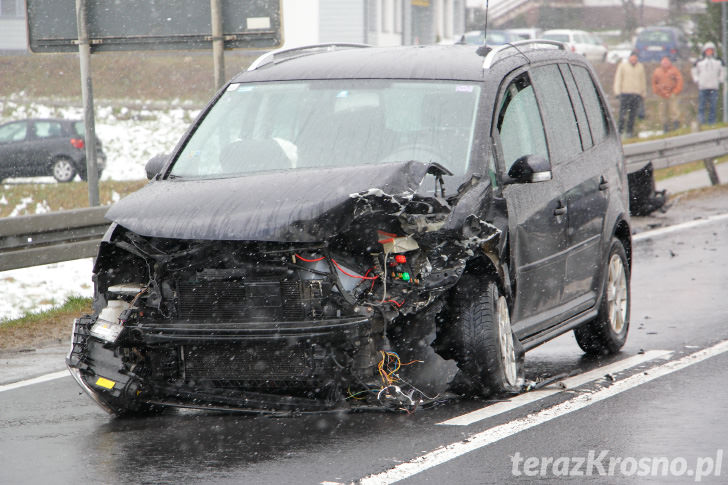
(67, 42), (631, 415)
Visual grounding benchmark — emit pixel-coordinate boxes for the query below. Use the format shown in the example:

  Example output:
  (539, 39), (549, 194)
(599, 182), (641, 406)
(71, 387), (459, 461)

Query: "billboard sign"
(27, 0), (282, 53)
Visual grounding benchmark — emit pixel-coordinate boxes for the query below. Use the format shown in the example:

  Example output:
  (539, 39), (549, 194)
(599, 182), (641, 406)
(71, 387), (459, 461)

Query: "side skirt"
(519, 308), (599, 352)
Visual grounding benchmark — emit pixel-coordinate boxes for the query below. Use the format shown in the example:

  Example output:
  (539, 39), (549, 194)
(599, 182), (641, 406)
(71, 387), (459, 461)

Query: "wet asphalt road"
(1, 215), (727, 484)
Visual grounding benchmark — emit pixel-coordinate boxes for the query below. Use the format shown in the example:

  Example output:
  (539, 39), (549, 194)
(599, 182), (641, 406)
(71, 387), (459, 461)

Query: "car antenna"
(476, 0), (491, 57)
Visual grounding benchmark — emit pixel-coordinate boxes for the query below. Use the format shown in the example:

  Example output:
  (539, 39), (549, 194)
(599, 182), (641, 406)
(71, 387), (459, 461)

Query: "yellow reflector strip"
(95, 377), (116, 389)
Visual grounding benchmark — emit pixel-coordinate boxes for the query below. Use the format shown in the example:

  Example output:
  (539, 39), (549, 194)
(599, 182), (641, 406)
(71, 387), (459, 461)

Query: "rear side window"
(34, 121), (64, 138)
(571, 65), (609, 145)
(559, 64), (592, 150)
(73, 122), (86, 136)
(638, 30), (671, 43)
(531, 64), (582, 163)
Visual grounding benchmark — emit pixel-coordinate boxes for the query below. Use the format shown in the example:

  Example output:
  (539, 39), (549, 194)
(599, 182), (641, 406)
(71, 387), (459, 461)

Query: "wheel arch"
(463, 254), (502, 289)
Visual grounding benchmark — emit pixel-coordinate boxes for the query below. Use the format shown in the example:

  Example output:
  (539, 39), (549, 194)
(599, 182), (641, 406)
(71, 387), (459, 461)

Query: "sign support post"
(723, 2), (728, 123)
(75, 0), (100, 207)
(211, 0), (225, 90)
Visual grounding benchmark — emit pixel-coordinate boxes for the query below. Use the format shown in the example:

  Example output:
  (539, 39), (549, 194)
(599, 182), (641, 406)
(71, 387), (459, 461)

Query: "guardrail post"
(703, 159), (721, 186)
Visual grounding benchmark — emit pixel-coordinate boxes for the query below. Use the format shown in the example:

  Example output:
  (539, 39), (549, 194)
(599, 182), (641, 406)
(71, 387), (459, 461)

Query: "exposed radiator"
(176, 278), (325, 322)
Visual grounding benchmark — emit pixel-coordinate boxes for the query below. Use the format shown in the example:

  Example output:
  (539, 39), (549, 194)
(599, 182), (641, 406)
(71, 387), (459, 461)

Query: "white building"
(284, 0), (466, 47)
(0, 0), (26, 51)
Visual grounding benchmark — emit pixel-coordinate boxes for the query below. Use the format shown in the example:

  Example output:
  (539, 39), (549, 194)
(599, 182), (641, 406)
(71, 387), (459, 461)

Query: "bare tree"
(621, 0), (638, 41)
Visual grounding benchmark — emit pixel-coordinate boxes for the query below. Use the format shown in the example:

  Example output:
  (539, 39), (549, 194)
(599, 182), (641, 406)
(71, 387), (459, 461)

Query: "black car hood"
(106, 161), (444, 242)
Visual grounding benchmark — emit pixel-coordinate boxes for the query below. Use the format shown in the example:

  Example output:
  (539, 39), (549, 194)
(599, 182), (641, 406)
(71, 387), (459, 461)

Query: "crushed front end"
(67, 163), (502, 414)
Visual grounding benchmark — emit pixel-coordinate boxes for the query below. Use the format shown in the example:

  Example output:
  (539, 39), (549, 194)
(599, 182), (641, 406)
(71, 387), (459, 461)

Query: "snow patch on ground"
(0, 259), (94, 322)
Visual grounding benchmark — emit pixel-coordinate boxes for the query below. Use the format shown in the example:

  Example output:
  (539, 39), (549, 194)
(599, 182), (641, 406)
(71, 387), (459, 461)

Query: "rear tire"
(451, 275), (524, 396)
(78, 168), (102, 182)
(574, 239), (630, 355)
(52, 157), (76, 183)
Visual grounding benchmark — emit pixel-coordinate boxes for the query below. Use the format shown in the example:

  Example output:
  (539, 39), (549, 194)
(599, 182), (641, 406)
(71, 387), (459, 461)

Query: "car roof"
(237, 45), (487, 82)
(235, 44), (582, 84)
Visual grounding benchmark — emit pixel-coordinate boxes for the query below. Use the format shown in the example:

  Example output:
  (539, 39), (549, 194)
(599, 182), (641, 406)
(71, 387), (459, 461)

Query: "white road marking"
(439, 349), (671, 426)
(633, 212), (728, 242)
(357, 340), (728, 485)
(0, 370), (68, 393)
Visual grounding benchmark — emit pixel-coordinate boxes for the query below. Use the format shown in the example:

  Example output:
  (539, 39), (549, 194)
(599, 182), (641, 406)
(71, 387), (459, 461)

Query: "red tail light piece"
(70, 138), (85, 149)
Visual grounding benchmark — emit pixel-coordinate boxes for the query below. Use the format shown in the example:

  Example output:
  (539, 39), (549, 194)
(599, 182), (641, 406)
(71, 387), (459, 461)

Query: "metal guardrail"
(623, 127), (728, 185)
(0, 206), (110, 272)
(0, 129), (726, 272)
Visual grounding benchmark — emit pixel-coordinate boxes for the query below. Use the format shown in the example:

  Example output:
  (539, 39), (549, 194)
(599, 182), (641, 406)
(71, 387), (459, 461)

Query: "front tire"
(52, 157), (76, 183)
(451, 275), (524, 396)
(574, 239), (630, 355)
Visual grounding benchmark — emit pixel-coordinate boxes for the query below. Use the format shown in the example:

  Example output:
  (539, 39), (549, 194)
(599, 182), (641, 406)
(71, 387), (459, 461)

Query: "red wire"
(295, 253), (326, 262)
(331, 258), (379, 280)
(386, 299), (404, 307)
(366, 268), (378, 290)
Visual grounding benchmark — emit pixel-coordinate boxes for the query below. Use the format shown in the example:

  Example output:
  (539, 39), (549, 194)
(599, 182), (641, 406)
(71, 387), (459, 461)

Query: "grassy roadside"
(0, 52), (257, 105)
(0, 296), (92, 351)
(0, 179), (147, 217)
(654, 158), (727, 181)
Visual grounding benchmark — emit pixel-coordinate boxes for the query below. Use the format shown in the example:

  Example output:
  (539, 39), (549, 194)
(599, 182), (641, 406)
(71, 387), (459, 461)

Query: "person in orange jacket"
(651, 56), (684, 132)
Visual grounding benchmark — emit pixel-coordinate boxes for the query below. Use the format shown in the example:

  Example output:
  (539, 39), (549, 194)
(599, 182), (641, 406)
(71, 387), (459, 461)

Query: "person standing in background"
(652, 56), (684, 133)
(691, 41), (726, 126)
(614, 50), (647, 139)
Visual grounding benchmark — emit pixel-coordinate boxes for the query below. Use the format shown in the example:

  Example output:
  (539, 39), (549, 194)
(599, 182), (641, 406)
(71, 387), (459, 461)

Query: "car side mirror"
(145, 154), (169, 180)
(504, 154), (552, 184)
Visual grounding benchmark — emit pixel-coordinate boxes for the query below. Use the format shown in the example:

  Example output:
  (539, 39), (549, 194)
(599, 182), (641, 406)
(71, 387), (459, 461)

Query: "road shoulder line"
(438, 349), (671, 426)
(0, 370), (68, 393)
(357, 340), (728, 485)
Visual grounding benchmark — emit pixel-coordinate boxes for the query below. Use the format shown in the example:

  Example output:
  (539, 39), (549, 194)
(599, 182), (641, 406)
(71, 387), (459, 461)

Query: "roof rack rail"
(248, 43), (372, 71)
(482, 40), (565, 69)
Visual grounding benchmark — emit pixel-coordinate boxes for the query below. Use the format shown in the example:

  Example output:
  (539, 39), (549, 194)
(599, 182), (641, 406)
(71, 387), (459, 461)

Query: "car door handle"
(599, 177), (609, 191)
(554, 204), (567, 216)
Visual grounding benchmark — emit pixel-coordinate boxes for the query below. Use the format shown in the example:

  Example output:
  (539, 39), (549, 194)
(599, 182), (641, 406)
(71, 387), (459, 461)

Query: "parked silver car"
(542, 29), (608, 63)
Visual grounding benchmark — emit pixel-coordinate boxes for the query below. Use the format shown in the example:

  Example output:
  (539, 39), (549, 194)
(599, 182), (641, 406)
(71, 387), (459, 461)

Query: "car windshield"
(170, 79), (480, 178)
(543, 33), (570, 43)
(462, 31), (511, 45)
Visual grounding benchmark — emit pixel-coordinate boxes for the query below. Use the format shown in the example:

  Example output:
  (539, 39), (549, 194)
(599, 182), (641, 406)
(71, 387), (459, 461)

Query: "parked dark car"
(67, 41), (631, 416)
(0, 118), (105, 183)
(634, 26), (690, 62)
